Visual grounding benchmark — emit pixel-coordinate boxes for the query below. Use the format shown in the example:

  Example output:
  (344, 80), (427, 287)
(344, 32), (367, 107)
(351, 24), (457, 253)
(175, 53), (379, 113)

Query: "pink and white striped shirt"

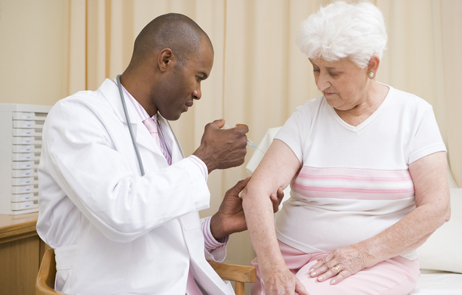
(274, 85), (446, 260)
(113, 79), (227, 250)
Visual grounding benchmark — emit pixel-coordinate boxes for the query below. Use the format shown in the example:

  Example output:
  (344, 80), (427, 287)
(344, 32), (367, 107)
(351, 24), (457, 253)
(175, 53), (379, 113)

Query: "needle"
(224, 122), (265, 154)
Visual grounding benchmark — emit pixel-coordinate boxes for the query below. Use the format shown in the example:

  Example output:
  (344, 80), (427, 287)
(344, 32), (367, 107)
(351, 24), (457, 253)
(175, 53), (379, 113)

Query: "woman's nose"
(316, 73), (331, 92)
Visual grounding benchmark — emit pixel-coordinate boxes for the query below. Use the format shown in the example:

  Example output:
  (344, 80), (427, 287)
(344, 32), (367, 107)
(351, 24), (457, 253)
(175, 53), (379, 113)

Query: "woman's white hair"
(296, 1), (387, 68)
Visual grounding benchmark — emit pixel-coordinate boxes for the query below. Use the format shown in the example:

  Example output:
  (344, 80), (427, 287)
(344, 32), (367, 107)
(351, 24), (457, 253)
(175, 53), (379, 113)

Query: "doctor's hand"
(193, 119), (249, 173)
(210, 177), (285, 240)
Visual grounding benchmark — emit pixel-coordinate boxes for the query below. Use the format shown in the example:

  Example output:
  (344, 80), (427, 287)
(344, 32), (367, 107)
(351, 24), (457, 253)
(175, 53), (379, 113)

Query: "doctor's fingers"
(233, 123), (249, 135)
(228, 177), (251, 195)
(208, 119), (226, 129)
(270, 187), (285, 213)
(225, 125), (249, 146)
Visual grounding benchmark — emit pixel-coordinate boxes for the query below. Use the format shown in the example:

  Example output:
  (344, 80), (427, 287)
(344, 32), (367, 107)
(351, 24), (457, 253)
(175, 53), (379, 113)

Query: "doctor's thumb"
(211, 119), (225, 129)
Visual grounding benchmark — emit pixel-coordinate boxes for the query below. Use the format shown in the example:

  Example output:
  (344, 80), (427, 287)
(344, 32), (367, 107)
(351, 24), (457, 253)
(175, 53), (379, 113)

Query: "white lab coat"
(37, 79), (235, 295)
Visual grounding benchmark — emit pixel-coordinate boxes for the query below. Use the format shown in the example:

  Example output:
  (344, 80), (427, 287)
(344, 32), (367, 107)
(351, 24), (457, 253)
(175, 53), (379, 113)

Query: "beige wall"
(0, 0), (69, 106)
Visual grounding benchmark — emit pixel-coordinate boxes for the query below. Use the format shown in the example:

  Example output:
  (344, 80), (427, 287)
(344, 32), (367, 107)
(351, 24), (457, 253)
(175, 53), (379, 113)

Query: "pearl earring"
(368, 72), (375, 79)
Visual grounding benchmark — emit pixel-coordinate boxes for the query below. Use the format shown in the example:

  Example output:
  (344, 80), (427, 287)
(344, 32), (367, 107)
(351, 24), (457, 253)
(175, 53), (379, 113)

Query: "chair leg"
(235, 281), (245, 295)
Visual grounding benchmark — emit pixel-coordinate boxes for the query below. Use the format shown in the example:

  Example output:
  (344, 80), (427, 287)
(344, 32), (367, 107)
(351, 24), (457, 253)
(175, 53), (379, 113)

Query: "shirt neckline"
(327, 83), (393, 132)
(112, 79), (155, 122)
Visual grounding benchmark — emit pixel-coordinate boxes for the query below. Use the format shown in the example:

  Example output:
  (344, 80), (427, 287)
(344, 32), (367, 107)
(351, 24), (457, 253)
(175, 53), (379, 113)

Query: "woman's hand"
(308, 244), (377, 285)
(263, 268), (309, 295)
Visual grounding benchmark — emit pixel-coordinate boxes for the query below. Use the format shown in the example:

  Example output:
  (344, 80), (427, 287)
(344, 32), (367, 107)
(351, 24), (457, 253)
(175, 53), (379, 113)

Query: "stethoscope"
(116, 75), (184, 176)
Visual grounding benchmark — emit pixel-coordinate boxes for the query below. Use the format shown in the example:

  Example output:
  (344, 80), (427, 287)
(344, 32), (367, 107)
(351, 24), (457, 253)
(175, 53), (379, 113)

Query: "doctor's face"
(155, 39), (214, 121)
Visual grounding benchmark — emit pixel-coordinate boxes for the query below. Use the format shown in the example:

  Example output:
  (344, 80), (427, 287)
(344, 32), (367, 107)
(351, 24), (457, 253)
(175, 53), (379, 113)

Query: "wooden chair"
(36, 248), (65, 295)
(36, 248), (256, 295)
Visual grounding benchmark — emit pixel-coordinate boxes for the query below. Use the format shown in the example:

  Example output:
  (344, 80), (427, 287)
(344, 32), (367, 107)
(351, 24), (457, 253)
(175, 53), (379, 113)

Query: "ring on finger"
(333, 264), (341, 275)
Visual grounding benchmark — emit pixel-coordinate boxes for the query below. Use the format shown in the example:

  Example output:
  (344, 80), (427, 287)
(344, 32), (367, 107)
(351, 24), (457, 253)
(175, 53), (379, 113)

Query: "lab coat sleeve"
(41, 97), (210, 243)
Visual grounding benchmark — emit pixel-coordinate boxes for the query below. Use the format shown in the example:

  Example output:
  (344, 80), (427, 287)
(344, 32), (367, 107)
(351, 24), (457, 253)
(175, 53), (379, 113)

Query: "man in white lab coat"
(37, 13), (281, 295)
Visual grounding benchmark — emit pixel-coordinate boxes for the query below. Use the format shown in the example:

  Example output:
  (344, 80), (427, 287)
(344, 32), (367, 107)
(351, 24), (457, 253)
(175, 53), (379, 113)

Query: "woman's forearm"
(243, 186), (286, 271)
(361, 152), (450, 264)
(242, 140), (302, 275)
(361, 200), (450, 264)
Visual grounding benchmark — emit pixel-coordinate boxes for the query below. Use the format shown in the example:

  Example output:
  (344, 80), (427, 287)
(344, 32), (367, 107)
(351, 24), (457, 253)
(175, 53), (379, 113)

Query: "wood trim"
(0, 230), (38, 244)
(235, 282), (245, 295)
(208, 261), (257, 283)
(0, 213), (39, 244)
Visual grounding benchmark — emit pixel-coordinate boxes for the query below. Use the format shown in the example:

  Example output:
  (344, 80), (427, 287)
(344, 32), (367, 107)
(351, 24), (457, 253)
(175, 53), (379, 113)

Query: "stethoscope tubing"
(117, 75), (146, 176)
(116, 75), (184, 177)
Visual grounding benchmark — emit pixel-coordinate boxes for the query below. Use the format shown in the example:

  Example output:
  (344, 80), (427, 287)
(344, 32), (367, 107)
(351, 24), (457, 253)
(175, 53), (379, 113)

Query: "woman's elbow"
(442, 203), (451, 224)
(434, 197), (451, 228)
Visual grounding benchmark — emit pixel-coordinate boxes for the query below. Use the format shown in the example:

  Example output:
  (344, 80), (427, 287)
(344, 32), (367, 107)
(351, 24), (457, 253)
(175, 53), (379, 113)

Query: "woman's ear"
(367, 54), (381, 73)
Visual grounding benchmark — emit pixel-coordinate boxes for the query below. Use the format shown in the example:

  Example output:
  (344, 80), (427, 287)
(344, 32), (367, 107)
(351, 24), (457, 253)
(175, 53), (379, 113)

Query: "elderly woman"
(242, 2), (450, 295)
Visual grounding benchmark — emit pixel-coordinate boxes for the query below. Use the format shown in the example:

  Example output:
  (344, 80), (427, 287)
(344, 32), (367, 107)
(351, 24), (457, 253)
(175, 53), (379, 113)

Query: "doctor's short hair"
(132, 13), (211, 66)
(296, 1), (387, 69)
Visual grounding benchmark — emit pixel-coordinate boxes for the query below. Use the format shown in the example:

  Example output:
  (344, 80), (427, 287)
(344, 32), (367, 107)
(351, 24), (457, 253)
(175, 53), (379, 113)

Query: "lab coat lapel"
(180, 213), (234, 295)
(100, 79), (163, 156)
(134, 122), (164, 156)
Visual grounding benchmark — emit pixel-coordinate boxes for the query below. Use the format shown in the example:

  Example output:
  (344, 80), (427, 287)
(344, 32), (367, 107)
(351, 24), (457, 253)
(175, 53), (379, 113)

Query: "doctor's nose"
(193, 83), (202, 100)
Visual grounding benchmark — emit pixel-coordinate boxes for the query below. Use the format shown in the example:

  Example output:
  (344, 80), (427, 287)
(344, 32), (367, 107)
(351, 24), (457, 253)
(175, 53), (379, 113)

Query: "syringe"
(224, 122), (265, 153)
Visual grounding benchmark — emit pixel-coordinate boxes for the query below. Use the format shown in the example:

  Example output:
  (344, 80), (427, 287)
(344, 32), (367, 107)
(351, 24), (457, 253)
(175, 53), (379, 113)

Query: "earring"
(368, 71), (375, 79)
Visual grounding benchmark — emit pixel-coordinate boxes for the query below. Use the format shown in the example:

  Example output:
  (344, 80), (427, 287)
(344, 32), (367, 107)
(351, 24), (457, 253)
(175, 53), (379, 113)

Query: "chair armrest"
(208, 261), (257, 283)
(36, 248), (66, 295)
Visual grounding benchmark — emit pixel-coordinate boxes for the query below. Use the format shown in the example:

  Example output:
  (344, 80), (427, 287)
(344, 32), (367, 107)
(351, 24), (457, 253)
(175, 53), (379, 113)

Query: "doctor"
(37, 13), (281, 295)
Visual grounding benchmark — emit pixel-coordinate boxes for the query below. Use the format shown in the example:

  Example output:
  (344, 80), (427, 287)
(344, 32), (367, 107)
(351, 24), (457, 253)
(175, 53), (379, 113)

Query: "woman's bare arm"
(242, 139), (307, 294)
(310, 151), (451, 284)
(366, 151), (451, 259)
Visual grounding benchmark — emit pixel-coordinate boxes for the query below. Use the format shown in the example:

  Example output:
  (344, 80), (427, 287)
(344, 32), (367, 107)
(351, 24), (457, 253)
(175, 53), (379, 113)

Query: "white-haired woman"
(242, 2), (450, 295)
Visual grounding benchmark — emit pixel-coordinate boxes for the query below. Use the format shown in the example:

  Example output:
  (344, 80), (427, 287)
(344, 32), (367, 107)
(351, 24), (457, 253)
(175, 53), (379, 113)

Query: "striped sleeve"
(188, 155), (208, 182)
(201, 216), (229, 252)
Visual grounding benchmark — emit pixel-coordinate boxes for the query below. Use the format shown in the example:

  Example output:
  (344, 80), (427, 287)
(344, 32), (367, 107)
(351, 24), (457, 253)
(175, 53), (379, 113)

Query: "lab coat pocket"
(180, 212), (201, 231)
(55, 268), (73, 293)
(54, 244), (78, 292)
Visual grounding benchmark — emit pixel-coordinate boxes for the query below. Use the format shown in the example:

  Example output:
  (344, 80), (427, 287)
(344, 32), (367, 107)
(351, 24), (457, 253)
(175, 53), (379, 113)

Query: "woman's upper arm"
(246, 139), (301, 197)
(409, 151), (450, 217)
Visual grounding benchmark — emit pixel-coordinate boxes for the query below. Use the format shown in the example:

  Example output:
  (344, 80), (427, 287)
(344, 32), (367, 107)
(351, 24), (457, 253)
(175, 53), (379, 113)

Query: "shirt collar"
(112, 79), (155, 122)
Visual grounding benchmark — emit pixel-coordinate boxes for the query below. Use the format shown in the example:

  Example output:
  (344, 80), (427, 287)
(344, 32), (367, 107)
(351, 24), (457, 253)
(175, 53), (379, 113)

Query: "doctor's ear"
(158, 48), (176, 72)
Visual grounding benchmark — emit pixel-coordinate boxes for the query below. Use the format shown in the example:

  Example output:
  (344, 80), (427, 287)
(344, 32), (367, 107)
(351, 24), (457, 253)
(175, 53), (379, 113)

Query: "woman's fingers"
(295, 276), (310, 295)
(315, 263), (344, 282)
(309, 254), (334, 277)
(263, 268), (306, 295)
(309, 245), (370, 284)
(330, 268), (352, 285)
(310, 251), (335, 271)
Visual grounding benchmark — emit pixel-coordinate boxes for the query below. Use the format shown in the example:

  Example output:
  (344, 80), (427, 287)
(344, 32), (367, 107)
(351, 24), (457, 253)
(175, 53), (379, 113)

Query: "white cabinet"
(0, 104), (51, 214)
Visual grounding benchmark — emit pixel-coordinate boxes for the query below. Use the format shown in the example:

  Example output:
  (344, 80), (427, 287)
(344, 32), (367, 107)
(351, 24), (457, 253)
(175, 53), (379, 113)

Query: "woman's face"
(310, 58), (370, 111)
